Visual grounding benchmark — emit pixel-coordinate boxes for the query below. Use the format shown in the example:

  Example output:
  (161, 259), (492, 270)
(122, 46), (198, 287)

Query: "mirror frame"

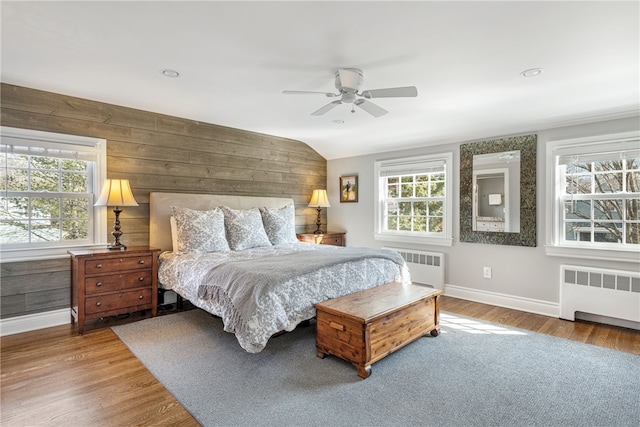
(460, 134), (537, 247)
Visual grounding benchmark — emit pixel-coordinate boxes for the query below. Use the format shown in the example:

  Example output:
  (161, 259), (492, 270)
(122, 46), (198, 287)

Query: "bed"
(150, 192), (411, 353)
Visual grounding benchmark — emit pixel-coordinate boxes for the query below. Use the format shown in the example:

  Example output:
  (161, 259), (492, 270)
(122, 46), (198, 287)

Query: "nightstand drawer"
(85, 288), (153, 315)
(319, 235), (343, 246)
(297, 232), (345, 247)
(85, 270), (153, 294)
(84, 255), (153, 274)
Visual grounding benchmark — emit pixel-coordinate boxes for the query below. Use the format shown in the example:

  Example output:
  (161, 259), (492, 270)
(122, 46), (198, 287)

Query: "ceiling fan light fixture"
(336, 68), (364, 92)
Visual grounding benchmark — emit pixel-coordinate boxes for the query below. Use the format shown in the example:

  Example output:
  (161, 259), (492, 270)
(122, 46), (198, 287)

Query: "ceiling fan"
(283, 68), (418, 118)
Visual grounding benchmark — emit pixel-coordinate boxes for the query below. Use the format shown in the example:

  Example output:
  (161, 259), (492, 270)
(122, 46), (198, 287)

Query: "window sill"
(545, 245), (640, 263)
(1, 243), (108, 263)
(374, 233), (453, 247)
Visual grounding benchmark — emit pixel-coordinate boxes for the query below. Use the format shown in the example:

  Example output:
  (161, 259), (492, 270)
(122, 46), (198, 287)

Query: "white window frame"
(545, 130), (640, 263)
(1, 127), (107, 262)
(374, 152), (453, 247)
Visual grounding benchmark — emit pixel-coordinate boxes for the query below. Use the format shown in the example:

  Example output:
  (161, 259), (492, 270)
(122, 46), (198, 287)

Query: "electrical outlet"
(483, 267), (492, 279)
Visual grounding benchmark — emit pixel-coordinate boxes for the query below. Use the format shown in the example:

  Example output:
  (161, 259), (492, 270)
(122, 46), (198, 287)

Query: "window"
(546, 131), (639, 261)
(1, 127), (107, 261)
(374, 153), (453, 246)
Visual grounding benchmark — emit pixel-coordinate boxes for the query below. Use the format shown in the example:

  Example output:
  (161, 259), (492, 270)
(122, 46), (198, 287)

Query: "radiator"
(560, 264), (640, 323)
(383, 247), (444, 290)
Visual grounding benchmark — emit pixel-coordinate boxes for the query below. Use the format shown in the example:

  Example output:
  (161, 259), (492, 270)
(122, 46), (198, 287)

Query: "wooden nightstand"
(69, 246), (160, 334)
(297, 232), (346, 247)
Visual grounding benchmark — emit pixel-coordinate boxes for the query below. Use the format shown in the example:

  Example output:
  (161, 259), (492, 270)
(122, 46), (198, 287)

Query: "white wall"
(327, 116), (639, 322)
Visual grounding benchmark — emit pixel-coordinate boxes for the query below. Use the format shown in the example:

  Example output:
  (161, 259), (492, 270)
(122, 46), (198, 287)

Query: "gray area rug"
(112, 309), (639, 427)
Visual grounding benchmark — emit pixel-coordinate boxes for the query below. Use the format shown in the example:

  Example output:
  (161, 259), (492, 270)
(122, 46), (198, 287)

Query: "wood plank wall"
(0, 83), (327, 319)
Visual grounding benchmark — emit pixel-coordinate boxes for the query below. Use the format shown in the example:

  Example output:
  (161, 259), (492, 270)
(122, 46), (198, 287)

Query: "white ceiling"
(2, 1), (638, 160)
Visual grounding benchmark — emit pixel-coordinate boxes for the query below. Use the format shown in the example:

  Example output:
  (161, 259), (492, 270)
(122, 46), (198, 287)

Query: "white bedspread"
(158, 242), (410, 352)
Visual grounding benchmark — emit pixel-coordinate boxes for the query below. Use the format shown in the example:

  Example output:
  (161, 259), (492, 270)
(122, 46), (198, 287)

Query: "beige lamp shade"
(308, 189), (331, 208)
(94, 179), (139, 207)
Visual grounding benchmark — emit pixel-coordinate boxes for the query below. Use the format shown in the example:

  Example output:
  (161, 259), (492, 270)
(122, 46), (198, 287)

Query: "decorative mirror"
(460, 134), (537, 246)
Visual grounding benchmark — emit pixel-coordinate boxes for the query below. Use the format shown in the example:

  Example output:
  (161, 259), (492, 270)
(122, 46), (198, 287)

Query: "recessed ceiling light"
(161, 69), (180, 78)
(520, 68), (543, 78)
(332, 120), (344, 124)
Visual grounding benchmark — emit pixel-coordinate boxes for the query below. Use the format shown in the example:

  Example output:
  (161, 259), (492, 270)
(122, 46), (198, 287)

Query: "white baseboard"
(444, 284), (561, 318)
(0, 309), (70, 337)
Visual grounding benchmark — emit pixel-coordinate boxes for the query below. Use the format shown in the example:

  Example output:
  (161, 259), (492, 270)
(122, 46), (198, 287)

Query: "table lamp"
(94, 179), (139, 250)
(308, 189), (331, 234)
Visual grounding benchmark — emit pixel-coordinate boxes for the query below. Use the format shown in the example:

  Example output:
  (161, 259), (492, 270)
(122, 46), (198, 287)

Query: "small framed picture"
(339, 175), (358, 203)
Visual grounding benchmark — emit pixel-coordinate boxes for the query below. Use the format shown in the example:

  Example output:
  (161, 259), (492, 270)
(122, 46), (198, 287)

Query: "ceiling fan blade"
(283, 90), (337, 97)
(311, 100), (342, 116)
(354, 99), (388, 117)
(360, 86), (418, 99)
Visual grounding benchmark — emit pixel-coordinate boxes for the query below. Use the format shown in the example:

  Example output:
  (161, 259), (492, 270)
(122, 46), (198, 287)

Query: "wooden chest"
(315, 282), (441, 378)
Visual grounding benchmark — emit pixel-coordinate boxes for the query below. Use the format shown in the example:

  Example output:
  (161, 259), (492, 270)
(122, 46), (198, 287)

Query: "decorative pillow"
(222, 206), (272, 251)
(259, 204), (297, 245)
(170, 206), (229, 253)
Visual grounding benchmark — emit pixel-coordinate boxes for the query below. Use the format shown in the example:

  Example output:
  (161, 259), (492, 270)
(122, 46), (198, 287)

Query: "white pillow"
(170, 216), (179, 251)
(170, 206), (230, 253)
(259, 204), (297, 245)
(222, 206), (272, 251)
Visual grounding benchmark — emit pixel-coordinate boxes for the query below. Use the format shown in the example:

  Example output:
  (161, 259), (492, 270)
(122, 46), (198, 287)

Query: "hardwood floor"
(2, 297), (639, 426)
(440, 297), (640, 354)
(1, 311), (198, 426)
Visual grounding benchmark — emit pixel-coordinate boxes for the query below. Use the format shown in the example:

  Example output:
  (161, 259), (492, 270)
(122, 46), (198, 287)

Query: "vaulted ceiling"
(2, 1), (638, 160)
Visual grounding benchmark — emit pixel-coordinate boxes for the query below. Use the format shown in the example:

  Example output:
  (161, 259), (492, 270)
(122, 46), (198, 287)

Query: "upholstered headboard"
(149, 192), (295, 252)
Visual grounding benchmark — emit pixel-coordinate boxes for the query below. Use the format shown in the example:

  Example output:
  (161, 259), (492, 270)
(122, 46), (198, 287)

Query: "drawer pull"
(139, 277), (145, 281)
(119, 258), (123, 263)
(96, 264), (102, 269)
(96, 301), (102, 307)
(96, 282), (103, 287)
(329, 321), (345, 331)
(139, 295), (144, 300)
(138, 260), (145, 265)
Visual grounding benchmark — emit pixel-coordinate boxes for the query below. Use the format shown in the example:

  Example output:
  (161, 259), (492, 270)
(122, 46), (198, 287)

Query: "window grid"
(1, 152), (93, 245)
(560, 157), (639, 246)
(383, 173), (446, 235)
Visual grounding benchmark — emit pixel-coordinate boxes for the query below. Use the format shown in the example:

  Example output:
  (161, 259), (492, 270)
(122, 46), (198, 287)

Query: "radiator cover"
(383, 247), (444, 290)
(560, 264), (640, 323)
